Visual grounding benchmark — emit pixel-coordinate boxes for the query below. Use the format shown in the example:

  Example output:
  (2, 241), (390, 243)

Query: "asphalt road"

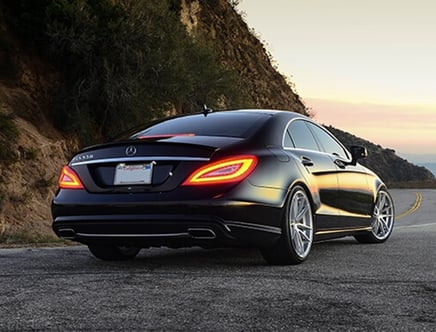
(1, 189), (435, 331)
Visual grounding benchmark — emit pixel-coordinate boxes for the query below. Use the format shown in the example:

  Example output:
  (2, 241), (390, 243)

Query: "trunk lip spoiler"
(70, 156), (210, 167)
(78, 135), (241, 153)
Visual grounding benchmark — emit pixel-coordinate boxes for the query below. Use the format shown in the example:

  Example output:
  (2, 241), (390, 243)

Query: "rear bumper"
(52, 191), (284, 248)
(53, 214), (281, 248)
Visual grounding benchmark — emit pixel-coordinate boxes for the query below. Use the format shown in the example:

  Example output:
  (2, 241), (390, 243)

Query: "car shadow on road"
(131, 246), (267, 267)
(85, 237), (364, 269)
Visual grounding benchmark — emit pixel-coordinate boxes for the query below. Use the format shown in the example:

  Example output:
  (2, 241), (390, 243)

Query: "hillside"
(180, 0), (306, 113)
(0, 0), (433, 243)
(418, 163), (436, 176)
(328, 126), (434, 183)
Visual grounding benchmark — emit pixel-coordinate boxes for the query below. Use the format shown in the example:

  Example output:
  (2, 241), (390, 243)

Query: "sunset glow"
(237, 0), (436, 162)
(307, 99), (436, 155)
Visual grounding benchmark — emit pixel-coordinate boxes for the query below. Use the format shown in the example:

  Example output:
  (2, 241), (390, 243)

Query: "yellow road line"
(396, 192), (422, 220)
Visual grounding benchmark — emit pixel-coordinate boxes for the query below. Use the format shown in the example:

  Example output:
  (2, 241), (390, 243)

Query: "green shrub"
(3, 0), (250, 144)
(48, 0), (244, 142)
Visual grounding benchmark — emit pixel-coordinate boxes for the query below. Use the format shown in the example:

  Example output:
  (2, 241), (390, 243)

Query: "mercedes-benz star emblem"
(125, 146), (137, 157)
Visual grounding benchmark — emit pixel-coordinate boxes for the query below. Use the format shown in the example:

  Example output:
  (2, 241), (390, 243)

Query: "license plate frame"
(114, 163), (153, 185)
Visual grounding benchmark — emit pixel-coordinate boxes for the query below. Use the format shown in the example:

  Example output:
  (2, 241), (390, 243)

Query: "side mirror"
(349, 145), (368, 165)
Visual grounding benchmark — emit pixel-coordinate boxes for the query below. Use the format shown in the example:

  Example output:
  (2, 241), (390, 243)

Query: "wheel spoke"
(296, 231), (304, 253)
(379, 216), (389, 228)
(288, 189), (313, 259)
(378, 194), (386, 210)
(373, 219), (381, 234)
(371, 191), (394, 240)
(297, 223), (312, 230)
(291, 200), (299, 221)
(298, 228), (311, 242)
(378, 220), (387, 235)
(296, 204), (309, 221)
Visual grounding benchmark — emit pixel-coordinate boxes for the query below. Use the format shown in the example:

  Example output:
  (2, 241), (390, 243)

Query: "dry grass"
(0, 231), (72, 248)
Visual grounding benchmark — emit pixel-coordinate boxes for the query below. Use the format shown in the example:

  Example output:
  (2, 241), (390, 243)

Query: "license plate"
(114, 163), (153, 185)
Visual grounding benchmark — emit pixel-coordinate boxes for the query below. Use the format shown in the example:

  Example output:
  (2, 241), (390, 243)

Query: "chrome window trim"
(281, 118), (351, 161)
(71, 156), (209, 166)
(281, 118), (297, 149)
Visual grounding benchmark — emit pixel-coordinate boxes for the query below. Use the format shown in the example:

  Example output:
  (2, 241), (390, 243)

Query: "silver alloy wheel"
(288, 189), (313, 259)
(371, 190), (394, 240)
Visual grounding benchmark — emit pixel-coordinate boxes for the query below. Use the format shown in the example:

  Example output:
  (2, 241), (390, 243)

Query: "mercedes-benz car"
(52, 109), (395, 264)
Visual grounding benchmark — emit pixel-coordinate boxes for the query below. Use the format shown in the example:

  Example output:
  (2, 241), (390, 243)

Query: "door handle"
(301, 156), (314, 167)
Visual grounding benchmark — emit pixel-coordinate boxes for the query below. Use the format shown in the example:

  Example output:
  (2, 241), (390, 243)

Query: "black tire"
(261, 185), (314, 265)
(354, 189), (395, 244)
(88, 244), (140, 261)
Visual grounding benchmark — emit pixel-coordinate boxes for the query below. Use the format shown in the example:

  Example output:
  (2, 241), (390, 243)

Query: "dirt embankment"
(0, 54), (78, 243)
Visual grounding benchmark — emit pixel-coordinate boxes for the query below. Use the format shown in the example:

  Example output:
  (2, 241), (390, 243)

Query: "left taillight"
(182, 155), (258, 186)
(58, 166), (84, 189)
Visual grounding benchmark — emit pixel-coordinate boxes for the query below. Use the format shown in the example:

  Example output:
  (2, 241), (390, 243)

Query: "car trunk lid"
(68, 136), (241, 193)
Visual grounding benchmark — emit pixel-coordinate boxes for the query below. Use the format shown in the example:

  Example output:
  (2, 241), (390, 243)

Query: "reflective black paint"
(52, 110), (390, 257)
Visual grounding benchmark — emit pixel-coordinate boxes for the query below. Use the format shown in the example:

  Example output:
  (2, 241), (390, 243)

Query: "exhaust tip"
(58, 228), (76, 240)
(188, 228), (216, 240)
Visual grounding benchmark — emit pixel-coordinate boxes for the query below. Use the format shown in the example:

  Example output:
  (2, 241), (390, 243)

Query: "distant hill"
(327, 126), (435, 183)
(418, 163), (436, 176)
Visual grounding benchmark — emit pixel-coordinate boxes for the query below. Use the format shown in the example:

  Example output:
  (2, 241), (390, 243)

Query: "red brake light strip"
(137, 133), (195, 140)
(58, 166), (84, 189)
(183, 155), (258, 186)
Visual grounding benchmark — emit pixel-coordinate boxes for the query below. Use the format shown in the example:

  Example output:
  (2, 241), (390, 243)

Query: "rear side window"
(287, 120), (319, 151)
(306, 123), (349, 159)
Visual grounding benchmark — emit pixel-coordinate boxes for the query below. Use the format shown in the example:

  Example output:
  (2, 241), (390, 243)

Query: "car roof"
(216, 109), (305, 116)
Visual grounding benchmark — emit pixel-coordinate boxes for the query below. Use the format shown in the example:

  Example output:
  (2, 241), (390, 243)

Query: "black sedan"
(52, 109), (395, 264)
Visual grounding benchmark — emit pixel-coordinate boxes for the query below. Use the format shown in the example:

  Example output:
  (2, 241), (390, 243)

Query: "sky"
(237, 0), (436, 162)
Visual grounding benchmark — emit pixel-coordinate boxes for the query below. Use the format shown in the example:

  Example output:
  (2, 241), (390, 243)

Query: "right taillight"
(182, 155), (258, 186)
(58, 166), (84, 189)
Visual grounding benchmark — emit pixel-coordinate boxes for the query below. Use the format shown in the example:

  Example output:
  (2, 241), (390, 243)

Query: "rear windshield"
(130, 112), (269, 139)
